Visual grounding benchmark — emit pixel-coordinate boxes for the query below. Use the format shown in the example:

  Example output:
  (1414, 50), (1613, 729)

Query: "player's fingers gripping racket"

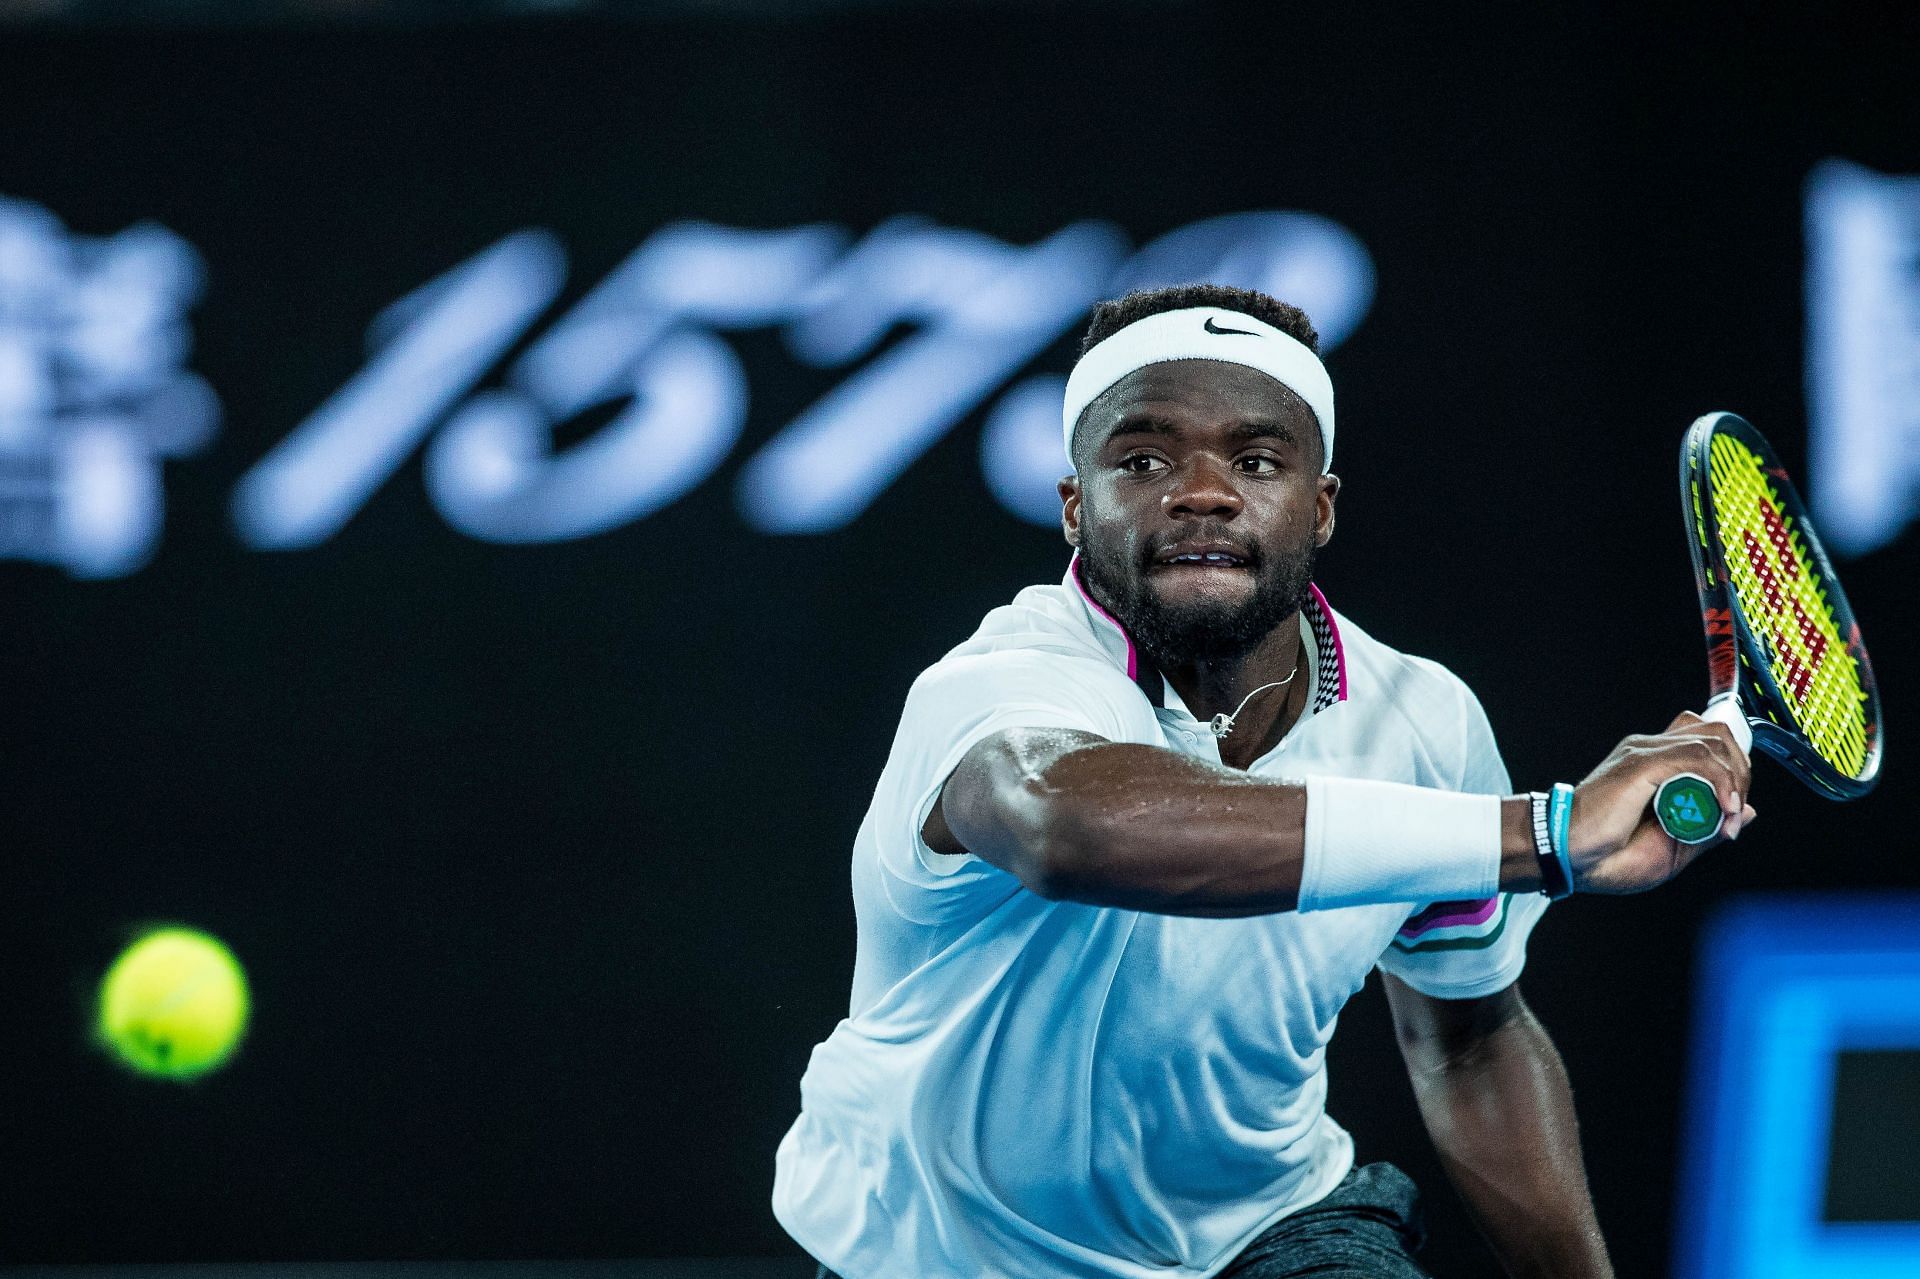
(1654, 411), (1884, 843)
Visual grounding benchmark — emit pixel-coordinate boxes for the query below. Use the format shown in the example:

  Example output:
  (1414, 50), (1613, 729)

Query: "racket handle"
(1655, 696), (1750, 843)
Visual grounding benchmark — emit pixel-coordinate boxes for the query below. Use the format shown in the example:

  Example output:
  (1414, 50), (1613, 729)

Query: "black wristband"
(1530, 791), (1573, 900)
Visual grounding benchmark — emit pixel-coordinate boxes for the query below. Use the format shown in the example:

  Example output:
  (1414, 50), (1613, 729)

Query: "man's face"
(1060, 358), (1339, 669)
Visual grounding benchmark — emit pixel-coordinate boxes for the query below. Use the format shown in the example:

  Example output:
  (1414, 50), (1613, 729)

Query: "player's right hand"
(1564, 711), (1758, 895)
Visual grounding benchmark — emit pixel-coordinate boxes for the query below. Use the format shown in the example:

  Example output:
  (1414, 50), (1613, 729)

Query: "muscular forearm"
(952, 740), (1548, 917)
(1402, 1001), (1613, 1279)
(1016, 742), (1314, 915)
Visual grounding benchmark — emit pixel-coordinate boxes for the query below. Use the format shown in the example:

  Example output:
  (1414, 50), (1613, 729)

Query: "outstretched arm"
(1384, 973), (1613, 1279)
(925, 712), (1755, 916)
(927, 730), (1320, 915)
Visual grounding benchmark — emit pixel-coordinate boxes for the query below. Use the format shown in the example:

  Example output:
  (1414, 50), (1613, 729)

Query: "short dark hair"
(1079, 283), (1320, 358)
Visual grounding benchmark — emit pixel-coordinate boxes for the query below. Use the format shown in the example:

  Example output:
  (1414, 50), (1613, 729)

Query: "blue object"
(1548, 782), (1575, 892)
(1678, 894), (1920, 1279)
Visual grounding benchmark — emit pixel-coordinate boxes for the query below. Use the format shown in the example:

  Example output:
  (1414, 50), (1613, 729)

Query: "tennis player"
(773, 284), (1754, 1279)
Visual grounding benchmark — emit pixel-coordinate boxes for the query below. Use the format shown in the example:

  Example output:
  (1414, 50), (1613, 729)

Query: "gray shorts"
(812, 1160), (1431, 1279)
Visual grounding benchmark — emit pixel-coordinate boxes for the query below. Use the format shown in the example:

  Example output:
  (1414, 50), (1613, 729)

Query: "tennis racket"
(1653, 411), (1883, 843)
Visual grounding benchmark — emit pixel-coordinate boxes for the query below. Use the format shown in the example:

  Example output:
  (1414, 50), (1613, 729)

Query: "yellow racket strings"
(1707, 434), (1871, 776)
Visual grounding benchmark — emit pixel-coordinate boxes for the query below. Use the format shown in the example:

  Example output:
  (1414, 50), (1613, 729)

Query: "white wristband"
(1299, 776), (1503, 911)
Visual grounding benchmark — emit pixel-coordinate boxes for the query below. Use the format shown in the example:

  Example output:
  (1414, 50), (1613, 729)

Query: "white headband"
(1062, 306), (1335, 472)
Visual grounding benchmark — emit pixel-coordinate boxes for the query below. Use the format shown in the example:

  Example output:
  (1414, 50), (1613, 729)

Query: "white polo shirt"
(773, 555), (1546, 1279)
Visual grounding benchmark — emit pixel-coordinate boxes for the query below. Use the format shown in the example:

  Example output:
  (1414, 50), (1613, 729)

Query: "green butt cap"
(1655, 773), (1723, 844)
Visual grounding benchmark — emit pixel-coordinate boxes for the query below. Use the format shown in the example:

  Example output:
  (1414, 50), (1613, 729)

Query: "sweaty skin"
(921, 358), (1755, 904)
(918, 355), (1756, 1279)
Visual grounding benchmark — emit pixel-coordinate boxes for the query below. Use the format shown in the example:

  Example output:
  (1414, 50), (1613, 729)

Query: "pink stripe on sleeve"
(1398, 896), (1500, 938)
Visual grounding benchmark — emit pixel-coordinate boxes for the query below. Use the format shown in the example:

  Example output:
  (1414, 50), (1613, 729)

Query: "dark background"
(2, 3), (1916, 1275)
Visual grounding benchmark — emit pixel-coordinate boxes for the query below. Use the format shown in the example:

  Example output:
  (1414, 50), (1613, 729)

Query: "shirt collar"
(1063, 552), (1348, 716)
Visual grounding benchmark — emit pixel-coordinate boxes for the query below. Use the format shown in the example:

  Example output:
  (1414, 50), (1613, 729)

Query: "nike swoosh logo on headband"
(1203, 317), (1256, 336)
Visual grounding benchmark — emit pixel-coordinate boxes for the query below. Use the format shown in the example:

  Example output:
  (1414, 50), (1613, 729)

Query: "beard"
(1079, 523), (1317, 670)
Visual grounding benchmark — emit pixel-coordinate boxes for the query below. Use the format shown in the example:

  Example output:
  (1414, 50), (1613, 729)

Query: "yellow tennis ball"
(96, 927), (250, 1080)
